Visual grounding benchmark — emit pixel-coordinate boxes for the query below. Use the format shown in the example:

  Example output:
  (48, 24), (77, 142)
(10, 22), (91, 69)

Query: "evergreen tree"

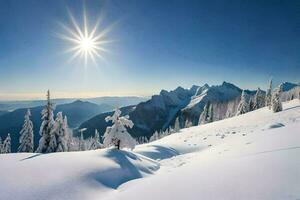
(18, 109), (34, 153)
(249, 97), (255, 111)
(199, 102), (213, 124)
(208, 103), (214, 122)
(253, 88), (266, 110)
(0, 137), (3, 154)
(265, 79), (273, 109)
(272, 86), (283, 113)
(236, 90), (250, 115)
(79, 132), (86, 151)
(199, 102), (209, 125)
(3, 134), (11, 153)
(36, 90), (56, 153)
(185, 119), (193, 128)
(149, 131), (159, 142)
(174, 117), (181, 132)
(50, 112), (69, 152)
(103, 108), (136, 150)
(90, 129), (102, 150)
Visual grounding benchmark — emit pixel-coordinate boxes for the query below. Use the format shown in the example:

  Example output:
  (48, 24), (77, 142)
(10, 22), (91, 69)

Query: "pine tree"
(253, 87), (266, 110)
(199, 102), (209, 125)
(249, 97), (255, 111)
(50, 112), (69, 152)
(208, 103), (214, 123)
(79, 132), (86, 151)
(265, 79), (273, 110)
(236, 90), (250, 115)
(3, 134), (11, 153)
(272, 86), (283, 113)
(0, 137), (3, 154)
(36, 90), (56, 153)
(18, 109), (34, 153)
(149, 131), (159, 142)
(103, 108), (136, 150)
(185, 119), (193, 128)
(174, 117), (181, 132)
(199, 102), (214, 124)
(90, 129), (102, 150)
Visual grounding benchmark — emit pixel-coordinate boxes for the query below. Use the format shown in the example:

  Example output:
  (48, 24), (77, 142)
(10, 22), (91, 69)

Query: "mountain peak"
(279, 82), (299, 92)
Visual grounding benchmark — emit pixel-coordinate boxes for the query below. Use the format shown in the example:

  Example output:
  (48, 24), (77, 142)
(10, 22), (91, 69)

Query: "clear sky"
(0, 0), (299, 100)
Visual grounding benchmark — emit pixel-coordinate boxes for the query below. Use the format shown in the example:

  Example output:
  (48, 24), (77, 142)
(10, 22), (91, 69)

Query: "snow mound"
(0, 149), (159, 200)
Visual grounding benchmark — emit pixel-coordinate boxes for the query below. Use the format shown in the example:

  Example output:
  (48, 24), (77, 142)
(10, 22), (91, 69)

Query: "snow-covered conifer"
(79, 132), (86, 151)
(174, 117), (180, 132)
(0, 137), (3, 154)
(253, 88), (266, 110)
(149, 131), (159, 142)
(103, 108), (136, 150)
(236, 90), (250, 115)
(265, 79), (273, 109)
(199, 102), (213, 124)
(3, 134), (11, 153)
(90, 129), (102, 150)
(18, 109), (34, 152)
(50, 112), (69, 152)
(36, 90), (56, 153)
(272, 86), (283, 113)
(185, 119), (193, 128)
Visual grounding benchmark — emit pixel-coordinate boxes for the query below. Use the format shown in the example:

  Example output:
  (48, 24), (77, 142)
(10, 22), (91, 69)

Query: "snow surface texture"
(1, 100), (300, 200)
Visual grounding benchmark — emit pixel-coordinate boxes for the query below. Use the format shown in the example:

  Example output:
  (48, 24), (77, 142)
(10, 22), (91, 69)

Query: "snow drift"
(1, 99), (300, 200)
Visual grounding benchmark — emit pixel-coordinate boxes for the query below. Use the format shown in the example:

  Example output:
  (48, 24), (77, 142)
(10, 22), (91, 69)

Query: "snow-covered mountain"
(79, 82), (258, 139)
(78, 86), (195, 138)
(1, 99), (299, 200)
(179, 82), (256, 125)
(278, 81), (299, 92)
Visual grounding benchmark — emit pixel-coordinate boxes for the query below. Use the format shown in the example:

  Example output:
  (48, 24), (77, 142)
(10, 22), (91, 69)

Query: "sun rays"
(58, 8), (113, 67)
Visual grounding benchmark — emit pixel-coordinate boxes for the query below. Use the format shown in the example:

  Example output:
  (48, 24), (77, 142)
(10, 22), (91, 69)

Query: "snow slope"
(1, 100), (300, 200)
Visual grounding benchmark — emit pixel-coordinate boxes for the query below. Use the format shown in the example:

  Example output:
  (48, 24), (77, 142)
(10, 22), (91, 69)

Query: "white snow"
(1, 100), (300, 200)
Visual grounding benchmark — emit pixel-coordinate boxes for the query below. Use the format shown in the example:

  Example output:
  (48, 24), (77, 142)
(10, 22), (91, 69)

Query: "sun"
(58, 8), (112, 66)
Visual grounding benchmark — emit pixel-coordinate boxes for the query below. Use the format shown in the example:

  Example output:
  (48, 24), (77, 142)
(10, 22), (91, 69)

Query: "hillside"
(0, 100), (112, 152)
(1, 99), (299, 200)
(78, 82), (257, 139)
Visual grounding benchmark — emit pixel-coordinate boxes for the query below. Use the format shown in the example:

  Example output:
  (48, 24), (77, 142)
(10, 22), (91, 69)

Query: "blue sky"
(0, 0), (299, 100)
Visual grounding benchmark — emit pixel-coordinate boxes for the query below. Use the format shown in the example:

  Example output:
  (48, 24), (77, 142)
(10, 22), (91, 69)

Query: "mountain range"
(77, 81), (300, 140)
(1, 82), (299, 153)
(0, 97), (147, 152)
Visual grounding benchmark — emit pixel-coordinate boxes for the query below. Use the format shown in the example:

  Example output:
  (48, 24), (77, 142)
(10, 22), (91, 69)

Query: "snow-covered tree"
(272, 86), (283, 113)
(249, 97), (255, 111)
(174, 117), (181, 132)
(36, 90), (56, 153)
(90, 129), (102, 150)
(265, 79), (273, 109)
(236, 90), (250, 115)
(3, 134), (11, 153)
(18, 109), (34, 153)
(103, 108), (136, 150)
(50, 112), (69, 152)
(253, 88), (266, 110)
(185, 119), (193, 128)
(198, 101), (213, 124)
(0, 137), (3, 154)
(149, 131), (159, 142)
(79, 132), (86, 151)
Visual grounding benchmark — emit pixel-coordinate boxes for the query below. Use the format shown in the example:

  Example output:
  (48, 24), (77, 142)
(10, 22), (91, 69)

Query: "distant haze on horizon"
(0, 0), (299, 101)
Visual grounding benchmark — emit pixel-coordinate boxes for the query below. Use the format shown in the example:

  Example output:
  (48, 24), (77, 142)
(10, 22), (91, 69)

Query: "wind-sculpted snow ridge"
(1, 99), (300, 200)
